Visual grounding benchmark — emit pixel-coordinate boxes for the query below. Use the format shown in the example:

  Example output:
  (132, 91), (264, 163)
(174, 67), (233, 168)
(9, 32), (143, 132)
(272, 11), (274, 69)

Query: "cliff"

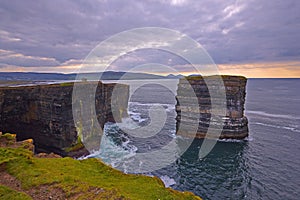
(0, 133), (201, 200)
(0, 81), (129, 156)
(176, 75), (248, 139)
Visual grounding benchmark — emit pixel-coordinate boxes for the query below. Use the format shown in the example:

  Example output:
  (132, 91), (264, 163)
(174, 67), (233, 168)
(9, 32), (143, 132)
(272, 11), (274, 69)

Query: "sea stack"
(176, 75), (248, 139)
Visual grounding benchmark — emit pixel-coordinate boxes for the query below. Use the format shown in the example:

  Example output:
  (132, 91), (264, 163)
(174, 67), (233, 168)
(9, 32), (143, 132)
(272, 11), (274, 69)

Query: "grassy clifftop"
(0, 133), (201, 200)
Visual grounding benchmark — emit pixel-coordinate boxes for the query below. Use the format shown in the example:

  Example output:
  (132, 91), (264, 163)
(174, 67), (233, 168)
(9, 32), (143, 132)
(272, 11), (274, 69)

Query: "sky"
(0, 0), (300, 78)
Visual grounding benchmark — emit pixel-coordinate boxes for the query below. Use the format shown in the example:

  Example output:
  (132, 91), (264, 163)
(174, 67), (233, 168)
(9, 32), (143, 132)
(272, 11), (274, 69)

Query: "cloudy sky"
(0, 0), (299, 77)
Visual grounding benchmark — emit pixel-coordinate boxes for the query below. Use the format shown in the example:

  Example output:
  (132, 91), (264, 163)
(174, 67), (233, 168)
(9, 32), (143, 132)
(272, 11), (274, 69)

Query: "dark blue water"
(95, 79), (300, 200)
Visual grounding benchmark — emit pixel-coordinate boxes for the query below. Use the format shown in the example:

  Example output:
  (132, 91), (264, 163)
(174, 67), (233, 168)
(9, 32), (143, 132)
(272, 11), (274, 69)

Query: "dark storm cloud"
(0, 0), (299, 71)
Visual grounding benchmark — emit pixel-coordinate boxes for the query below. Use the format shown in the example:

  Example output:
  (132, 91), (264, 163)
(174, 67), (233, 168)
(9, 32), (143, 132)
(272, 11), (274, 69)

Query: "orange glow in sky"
(1, 61), (300, 78)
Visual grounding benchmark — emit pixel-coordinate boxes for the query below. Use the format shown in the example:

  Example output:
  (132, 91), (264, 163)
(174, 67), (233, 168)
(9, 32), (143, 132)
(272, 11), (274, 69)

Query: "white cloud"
(0, 49), (60, 67)
(223, 3), (245, 20)
(0, 30), (21, 42)
(222, 21), (245, 34)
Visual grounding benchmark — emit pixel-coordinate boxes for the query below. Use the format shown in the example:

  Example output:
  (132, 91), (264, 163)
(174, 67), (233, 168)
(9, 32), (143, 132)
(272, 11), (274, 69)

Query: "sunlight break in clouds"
(218, 61), (300, 78)
(170, 0), (187, 6)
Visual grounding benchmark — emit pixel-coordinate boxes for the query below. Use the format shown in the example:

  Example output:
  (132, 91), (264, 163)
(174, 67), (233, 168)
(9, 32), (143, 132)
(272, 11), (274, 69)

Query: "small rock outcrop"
(176, 75), (248, 139)
(0, 82), (129, 156)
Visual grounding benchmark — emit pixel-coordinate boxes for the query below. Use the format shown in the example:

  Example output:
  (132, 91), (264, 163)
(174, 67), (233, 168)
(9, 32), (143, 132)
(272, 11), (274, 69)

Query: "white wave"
(127, 109), (148, 123)
(131, 116), (147, 123)
(127, 102), (174, 125)
(129, 101), (175, 112)
(159, 175), (176, 187)
(254, 122), (300, 133)
(79, 123), (138, 169)
(245, 136), (254, 142)
(170, 130), (177, 138)
(166, 105), (175, 112)
(218, 138), (249, 143)
(246, 110), (300, 120)
(118, 117), (140, 129)
(127, 110), (137, 114)
(82, 135), (136, 167)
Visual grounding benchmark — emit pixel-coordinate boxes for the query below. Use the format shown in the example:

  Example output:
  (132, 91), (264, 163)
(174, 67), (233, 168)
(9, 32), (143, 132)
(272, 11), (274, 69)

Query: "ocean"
(87, 78), (300, 200)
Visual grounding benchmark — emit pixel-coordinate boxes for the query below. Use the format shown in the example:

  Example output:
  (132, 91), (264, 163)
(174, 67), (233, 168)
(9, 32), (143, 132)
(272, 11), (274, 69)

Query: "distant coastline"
(0, 71), (184, 81)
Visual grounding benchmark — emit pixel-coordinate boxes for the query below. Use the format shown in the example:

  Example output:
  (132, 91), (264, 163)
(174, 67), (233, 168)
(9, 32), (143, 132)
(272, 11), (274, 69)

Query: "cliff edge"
(0, 81), (129, 156)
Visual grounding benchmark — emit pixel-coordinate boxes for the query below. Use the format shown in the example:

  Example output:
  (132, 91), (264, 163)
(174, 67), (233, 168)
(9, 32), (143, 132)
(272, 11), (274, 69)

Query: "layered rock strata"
(0, 82), (129, 156)
(176, 75), (248, 139)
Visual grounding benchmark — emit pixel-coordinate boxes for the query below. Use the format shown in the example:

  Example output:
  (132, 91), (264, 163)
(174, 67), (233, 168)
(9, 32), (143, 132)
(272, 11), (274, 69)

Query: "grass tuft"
(0, 185), (32, 200)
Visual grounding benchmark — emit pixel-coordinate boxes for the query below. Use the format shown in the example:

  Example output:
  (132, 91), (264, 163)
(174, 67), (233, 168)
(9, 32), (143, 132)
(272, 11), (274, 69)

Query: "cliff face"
(0, 82), (129, 156)
(176, 75), (248, 139)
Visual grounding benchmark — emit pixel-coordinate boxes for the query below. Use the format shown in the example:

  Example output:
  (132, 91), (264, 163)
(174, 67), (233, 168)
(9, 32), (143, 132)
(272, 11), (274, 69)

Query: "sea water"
(88, 79), (300, 200)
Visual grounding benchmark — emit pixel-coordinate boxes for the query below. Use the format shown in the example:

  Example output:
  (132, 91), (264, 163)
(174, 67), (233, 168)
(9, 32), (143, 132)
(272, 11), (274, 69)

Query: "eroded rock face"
(0, 82), (129, 156)
(176, 75), (248, 139)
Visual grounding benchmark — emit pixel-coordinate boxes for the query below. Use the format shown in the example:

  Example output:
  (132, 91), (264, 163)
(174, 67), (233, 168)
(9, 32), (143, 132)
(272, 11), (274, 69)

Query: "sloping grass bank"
(0, 133), (201, 200)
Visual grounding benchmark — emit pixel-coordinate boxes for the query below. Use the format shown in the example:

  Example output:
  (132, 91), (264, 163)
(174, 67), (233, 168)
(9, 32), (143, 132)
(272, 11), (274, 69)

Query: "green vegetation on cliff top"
(184, 75), (247, 81)
(0, 185), (32, 200)
(0, 133), (201, 200)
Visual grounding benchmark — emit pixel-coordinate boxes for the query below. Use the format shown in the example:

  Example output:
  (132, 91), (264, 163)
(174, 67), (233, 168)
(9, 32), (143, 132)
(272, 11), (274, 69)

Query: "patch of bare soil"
(0, 171), (65, 200)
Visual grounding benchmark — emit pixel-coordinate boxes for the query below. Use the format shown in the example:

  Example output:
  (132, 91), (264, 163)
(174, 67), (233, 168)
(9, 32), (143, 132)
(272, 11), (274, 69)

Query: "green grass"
(0, 185), (32, 200)
(59, 82), (74, 87)
(0, 134), (201, 199)
(64, 136), (84, 153)
(185, 74), (246, 80)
